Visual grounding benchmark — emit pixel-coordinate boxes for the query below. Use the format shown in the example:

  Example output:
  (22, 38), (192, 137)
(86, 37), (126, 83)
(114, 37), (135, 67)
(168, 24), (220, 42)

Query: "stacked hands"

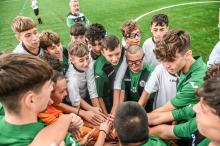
(69, 112), (117, 145)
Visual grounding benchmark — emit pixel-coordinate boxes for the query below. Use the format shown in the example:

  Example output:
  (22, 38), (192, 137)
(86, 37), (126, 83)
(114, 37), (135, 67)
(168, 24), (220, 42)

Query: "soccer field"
(0, 0), (219, 61)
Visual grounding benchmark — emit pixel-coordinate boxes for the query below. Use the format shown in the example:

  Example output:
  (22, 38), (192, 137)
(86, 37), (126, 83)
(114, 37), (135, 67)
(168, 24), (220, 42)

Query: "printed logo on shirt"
(139, 80), (146, 87)
(95, 75), (100, 79)
(189, 82), (199, 89)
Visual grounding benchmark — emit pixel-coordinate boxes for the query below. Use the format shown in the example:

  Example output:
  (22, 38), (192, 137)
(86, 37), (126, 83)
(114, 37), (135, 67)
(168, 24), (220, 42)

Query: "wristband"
(99, 129), (107, 135)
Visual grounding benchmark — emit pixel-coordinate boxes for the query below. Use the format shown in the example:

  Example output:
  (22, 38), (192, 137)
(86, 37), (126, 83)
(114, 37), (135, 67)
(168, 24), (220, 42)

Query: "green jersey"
(0, 116), (79, 146)
(173, 118), (197, 138)
(172, 104), (195, 121)
(122, 63), (153, 101)
(142, 136), (168, 146)
(66, 12), (89, 28)
(171, 56), (207, 108)
(94, 55), (122, 113)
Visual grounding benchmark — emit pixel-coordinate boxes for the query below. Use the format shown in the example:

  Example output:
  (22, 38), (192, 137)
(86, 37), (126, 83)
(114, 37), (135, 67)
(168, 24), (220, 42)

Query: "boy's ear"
(15, 33), (21, 41)
(23, 91), (35, 109)
(70, 56), (75, 63)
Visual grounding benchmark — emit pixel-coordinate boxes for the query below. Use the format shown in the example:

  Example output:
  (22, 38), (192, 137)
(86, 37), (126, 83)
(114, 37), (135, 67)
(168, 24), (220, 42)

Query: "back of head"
(85, 23), (106, 44)
(70, 22), (87, 36)
(40, 31), (60, 50)
(0, 53), (53, 113)
(196, 72), (220, 117)
(204, 63), (220, 81)
(154, 29), (190, 62)
(151, 13), (169, 26)
(121, 20), (139, 38)
(11, 16), (36, 33)
(114, 101), (148, 145)
(68, 41), (89, 57)
(102, 35), (120, 51)
(40, 54), (64, 73)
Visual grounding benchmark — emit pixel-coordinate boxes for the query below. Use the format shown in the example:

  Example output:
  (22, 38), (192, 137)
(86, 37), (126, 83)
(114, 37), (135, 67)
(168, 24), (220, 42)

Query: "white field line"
(135, 1), (220, 22)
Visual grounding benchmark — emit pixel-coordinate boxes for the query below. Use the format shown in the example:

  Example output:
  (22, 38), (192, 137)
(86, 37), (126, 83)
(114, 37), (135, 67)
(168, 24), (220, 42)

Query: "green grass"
(0, 0), (219, 61)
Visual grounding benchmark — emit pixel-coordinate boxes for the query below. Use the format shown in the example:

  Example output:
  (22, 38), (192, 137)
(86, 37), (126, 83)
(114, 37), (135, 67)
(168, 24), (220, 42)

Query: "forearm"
(148, 111), (174, 126)
(80, 98), (94, 111)
(111, 89), (121, 115)
(149, 124), (176, 140)
(91, 97), (101, 108)
(153, 101), (175, 113)
(98, 98), (108, 115)
(30, 114), (72, 146)
(55, 103), (78, 114)
(94, 131), (107, 146)
(138, 90), (149, 107)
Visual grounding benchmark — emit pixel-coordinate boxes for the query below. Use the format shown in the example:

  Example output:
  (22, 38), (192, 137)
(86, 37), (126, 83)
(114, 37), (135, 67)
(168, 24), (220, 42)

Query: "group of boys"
(0, 0), (220, 145)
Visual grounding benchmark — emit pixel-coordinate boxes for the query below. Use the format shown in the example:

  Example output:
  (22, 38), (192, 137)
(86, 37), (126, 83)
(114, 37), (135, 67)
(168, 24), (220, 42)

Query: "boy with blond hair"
(11, 16), (44, 56)
(66, 41), (106, 126)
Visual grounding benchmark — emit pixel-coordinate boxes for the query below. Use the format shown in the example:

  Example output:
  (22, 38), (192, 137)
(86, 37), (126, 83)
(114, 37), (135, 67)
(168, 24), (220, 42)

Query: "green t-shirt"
(171, 56), (207, 109)
(173, 118), (197, 138)
(197, 138), (210, 146)
(0, 116), (79, 146)
(122, 63), (153, 101)
(142, 136), (168, 146)
(172, 104), (195, 121)
(94, 55), (122, 113)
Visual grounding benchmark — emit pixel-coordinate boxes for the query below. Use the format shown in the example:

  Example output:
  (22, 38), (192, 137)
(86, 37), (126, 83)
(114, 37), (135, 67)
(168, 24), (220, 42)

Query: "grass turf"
(0, 0), (219, 61)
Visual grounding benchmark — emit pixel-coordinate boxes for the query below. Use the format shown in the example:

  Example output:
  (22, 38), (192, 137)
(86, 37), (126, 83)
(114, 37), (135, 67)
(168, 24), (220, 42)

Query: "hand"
(99, 119), (113, 135)
(79, 128), (96, 145)
(71, 129), (82, 141)
(70, 113), (84, 129)
(82, 110), (105, 126)
(91, 106), (107, 121)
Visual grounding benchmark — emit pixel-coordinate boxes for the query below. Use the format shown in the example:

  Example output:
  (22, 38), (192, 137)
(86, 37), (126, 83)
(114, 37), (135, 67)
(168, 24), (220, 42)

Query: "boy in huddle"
(40, 31), (69, 74)
(11, 16), (44, 56)
(66, 41), (106, 126)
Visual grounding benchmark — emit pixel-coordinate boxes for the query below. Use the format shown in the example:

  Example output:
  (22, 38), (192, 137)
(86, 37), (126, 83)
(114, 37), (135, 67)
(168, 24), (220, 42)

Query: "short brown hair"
(68, 41), (89, 57)
(70, 23), (86, 36)
(196, 73), (220, 117)
(11, 16), (36, 33)
(121, 20), (139, 38)
(0, 53), (53, 113)
(204, 63), (220, 81)
(40, 31), (60, 50)
(102, 35), (120, 51)
(154, 29), (190, 62)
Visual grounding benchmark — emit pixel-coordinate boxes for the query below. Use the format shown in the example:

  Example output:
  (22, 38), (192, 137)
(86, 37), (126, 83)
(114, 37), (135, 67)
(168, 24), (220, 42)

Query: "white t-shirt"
(13, 42), (44, 57)
(31, 0), (38, 9)
(144, 64), (177, 109)
(86, 51), (98, 99)
(65, 64), (88, 106)
(207, 40), (220, 66)
(142, 37), (160, 68)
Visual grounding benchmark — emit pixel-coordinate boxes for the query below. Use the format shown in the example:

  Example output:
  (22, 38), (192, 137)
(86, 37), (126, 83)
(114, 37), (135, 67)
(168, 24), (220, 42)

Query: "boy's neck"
(182, 56), (195, 73)
(22, 43), (40, 56)
(72, 63), (84, 73)
(209, 141), (220, 146)
(4, 109), (38, 125)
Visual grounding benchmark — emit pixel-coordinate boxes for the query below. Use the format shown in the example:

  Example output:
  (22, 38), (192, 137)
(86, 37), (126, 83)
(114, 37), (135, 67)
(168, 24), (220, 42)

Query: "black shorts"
(34, 8), (39, 16)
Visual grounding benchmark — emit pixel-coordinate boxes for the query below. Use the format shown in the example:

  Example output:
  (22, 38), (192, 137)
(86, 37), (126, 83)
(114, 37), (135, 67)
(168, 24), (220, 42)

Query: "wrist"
(99, 129), (107, 135)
